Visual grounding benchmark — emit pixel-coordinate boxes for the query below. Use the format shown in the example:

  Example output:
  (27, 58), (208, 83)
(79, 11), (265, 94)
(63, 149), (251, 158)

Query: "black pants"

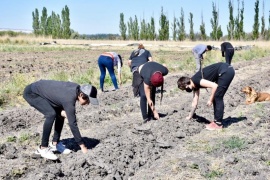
(225, 49), (234, 65)
(213, 67), (235, 125)
(23, 84), (64, 147)
(138, 83), (156, 120)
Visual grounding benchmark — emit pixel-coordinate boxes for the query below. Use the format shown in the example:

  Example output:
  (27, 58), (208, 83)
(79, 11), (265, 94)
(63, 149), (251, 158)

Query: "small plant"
(19, 133), (30, 143)
(11, 168), (25, 177)
(222, 136), (246, 150)
(190, 163), (199, 169)
(204, 170), (223, 179)
(266, 161), (270, 166)
(6, 136), (16, 142)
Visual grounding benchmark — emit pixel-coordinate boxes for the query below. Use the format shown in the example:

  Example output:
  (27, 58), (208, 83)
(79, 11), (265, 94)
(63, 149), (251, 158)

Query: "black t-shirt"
(191, 62), (230, 88)
(130, 49), (152, 70)
(221, 42), (233, 51)
(140, 62), (169, 85)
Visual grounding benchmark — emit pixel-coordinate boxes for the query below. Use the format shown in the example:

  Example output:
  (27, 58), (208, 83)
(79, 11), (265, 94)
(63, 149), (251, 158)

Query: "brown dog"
(241, 86), (270, 104)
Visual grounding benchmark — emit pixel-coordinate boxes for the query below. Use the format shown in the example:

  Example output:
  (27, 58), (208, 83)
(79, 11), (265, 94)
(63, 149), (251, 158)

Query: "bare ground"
(0, 47), (270, 180)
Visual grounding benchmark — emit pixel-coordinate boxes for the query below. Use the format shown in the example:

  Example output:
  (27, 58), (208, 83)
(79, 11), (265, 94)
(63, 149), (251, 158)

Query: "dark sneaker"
(205, 122), (223, 131)
(49, 142), (72, 154)
(143, 118), (150, 124)
(35, 147), (58, 160)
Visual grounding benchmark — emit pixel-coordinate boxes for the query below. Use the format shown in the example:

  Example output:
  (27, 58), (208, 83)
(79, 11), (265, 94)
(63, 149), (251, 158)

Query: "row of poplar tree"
(119, 0), (270, 41)
(32, 0), (270, 41)
(32, 5), (72, 39)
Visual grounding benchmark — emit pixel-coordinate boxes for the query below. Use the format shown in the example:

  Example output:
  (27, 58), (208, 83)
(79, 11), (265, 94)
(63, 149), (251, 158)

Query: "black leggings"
(213, 67), (235, 124)
(23, 84), (64, 147)
(138, 83), (156, 120)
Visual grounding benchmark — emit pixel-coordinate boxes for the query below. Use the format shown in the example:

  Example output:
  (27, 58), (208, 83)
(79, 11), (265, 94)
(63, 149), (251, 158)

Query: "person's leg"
(52, 108), (65, 143)
(104, 58), (119, 90)
(193, 52), (201, 72)
(139, 83), (148, 120)
(213, 67), (235, 125)
(98, 56), (106, 91)
(23, 85), (57, 147)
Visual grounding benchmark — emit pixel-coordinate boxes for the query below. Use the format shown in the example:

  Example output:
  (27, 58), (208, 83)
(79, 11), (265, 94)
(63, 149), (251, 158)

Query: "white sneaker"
(35, 147), (58, 160)
(49, 142), (72, 154)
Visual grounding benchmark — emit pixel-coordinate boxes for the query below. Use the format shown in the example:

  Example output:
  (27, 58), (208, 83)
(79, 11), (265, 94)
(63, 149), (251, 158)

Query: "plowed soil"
(0, 46), (270, 180)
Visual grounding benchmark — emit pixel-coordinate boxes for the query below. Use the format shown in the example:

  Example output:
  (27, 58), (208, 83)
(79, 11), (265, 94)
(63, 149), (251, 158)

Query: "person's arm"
(144, 83), (159, 119)
(186, 89), (200, 120)
(200, 79), (218, 106)
(128, 59), (132, 67)
(64, 104), (88, 153)
(117, 59), (122, 86)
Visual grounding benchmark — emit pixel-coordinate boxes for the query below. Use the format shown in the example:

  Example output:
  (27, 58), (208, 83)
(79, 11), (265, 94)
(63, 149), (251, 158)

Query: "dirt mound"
(1, 56), (270, 179)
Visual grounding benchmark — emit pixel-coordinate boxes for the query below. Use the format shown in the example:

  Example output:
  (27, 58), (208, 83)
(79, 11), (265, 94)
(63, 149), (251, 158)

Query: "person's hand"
(61, 110), (67, 118)
(153, 111), (160, 120)
(207, 100), (213, 106)
(80, 144), (88, 153)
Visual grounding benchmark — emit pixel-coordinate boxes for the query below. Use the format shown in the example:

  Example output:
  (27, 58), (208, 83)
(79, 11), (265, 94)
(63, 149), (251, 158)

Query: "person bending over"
(177, 62), (235, 130)
(23, 80), (99, 160)
(135, 61), (168, 123)
(192, 44), (212, 72)
(98, 52), (123, 92)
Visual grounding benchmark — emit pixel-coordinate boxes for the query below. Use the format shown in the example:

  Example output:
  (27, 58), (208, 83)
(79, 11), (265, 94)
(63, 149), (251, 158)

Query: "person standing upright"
(192, 44), (212, 72)
(221, 42), (234, 65)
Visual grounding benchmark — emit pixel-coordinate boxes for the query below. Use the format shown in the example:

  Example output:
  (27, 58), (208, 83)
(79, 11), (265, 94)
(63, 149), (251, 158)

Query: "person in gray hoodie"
(23, 80), (99, 160)
(192, 44), (212, 72)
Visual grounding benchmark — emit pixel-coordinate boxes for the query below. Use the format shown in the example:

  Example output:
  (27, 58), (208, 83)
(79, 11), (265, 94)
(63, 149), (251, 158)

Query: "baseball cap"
(150, 71), (164, 87)
(80, 85), (99, 105)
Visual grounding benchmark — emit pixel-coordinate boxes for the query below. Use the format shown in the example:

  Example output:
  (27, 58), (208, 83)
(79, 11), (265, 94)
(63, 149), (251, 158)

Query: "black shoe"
(143, 118), (150, 124)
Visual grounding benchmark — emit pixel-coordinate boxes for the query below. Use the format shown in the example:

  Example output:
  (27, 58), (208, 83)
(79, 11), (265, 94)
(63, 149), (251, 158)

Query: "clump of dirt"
(0, 50), (270, 179)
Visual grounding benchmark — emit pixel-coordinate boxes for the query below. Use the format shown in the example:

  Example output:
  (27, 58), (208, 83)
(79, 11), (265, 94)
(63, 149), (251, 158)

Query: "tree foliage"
(227, 0), (234, 40)
(260, 0), (265, 38)
(252, 0), (260, 40)
(171, 15), (177, 41)
(200, 12), (207, 40)
(61, 5), (71, 39)
(177, 7), (185, 41)
(32, 5), (71, 39)
(210, 2), (222, 40)
(189, 12), (194, 41)
(158, 7), (169, 41)
(148, 17), (156, 40)
(127, 16), (139, 40)
(32, 8), (40, 35)
(119, 13), (127, 40)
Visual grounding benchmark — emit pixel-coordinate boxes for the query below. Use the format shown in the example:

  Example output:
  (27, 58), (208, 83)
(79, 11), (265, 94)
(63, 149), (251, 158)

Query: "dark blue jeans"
(213, 67), (235, 125)
(23, 84), (64, 147)
(98, 55), (118, 91)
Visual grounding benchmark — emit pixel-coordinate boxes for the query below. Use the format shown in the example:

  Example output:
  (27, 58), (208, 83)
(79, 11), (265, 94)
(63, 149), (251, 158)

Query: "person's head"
(150, 71), (164, 87)
(177, 76), (193, 93)
(138, 43), (145, 49)
(78, 85), (99, 105)
(206, 45), (212, 51)
(118, 54), (123, 67)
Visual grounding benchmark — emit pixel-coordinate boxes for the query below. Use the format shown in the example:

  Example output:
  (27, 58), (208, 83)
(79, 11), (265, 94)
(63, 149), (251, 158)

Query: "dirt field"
(0, 43), (270, 179)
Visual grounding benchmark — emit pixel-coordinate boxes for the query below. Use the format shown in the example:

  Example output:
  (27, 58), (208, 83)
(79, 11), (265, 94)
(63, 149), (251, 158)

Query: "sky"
(0, 0), (269, 35)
